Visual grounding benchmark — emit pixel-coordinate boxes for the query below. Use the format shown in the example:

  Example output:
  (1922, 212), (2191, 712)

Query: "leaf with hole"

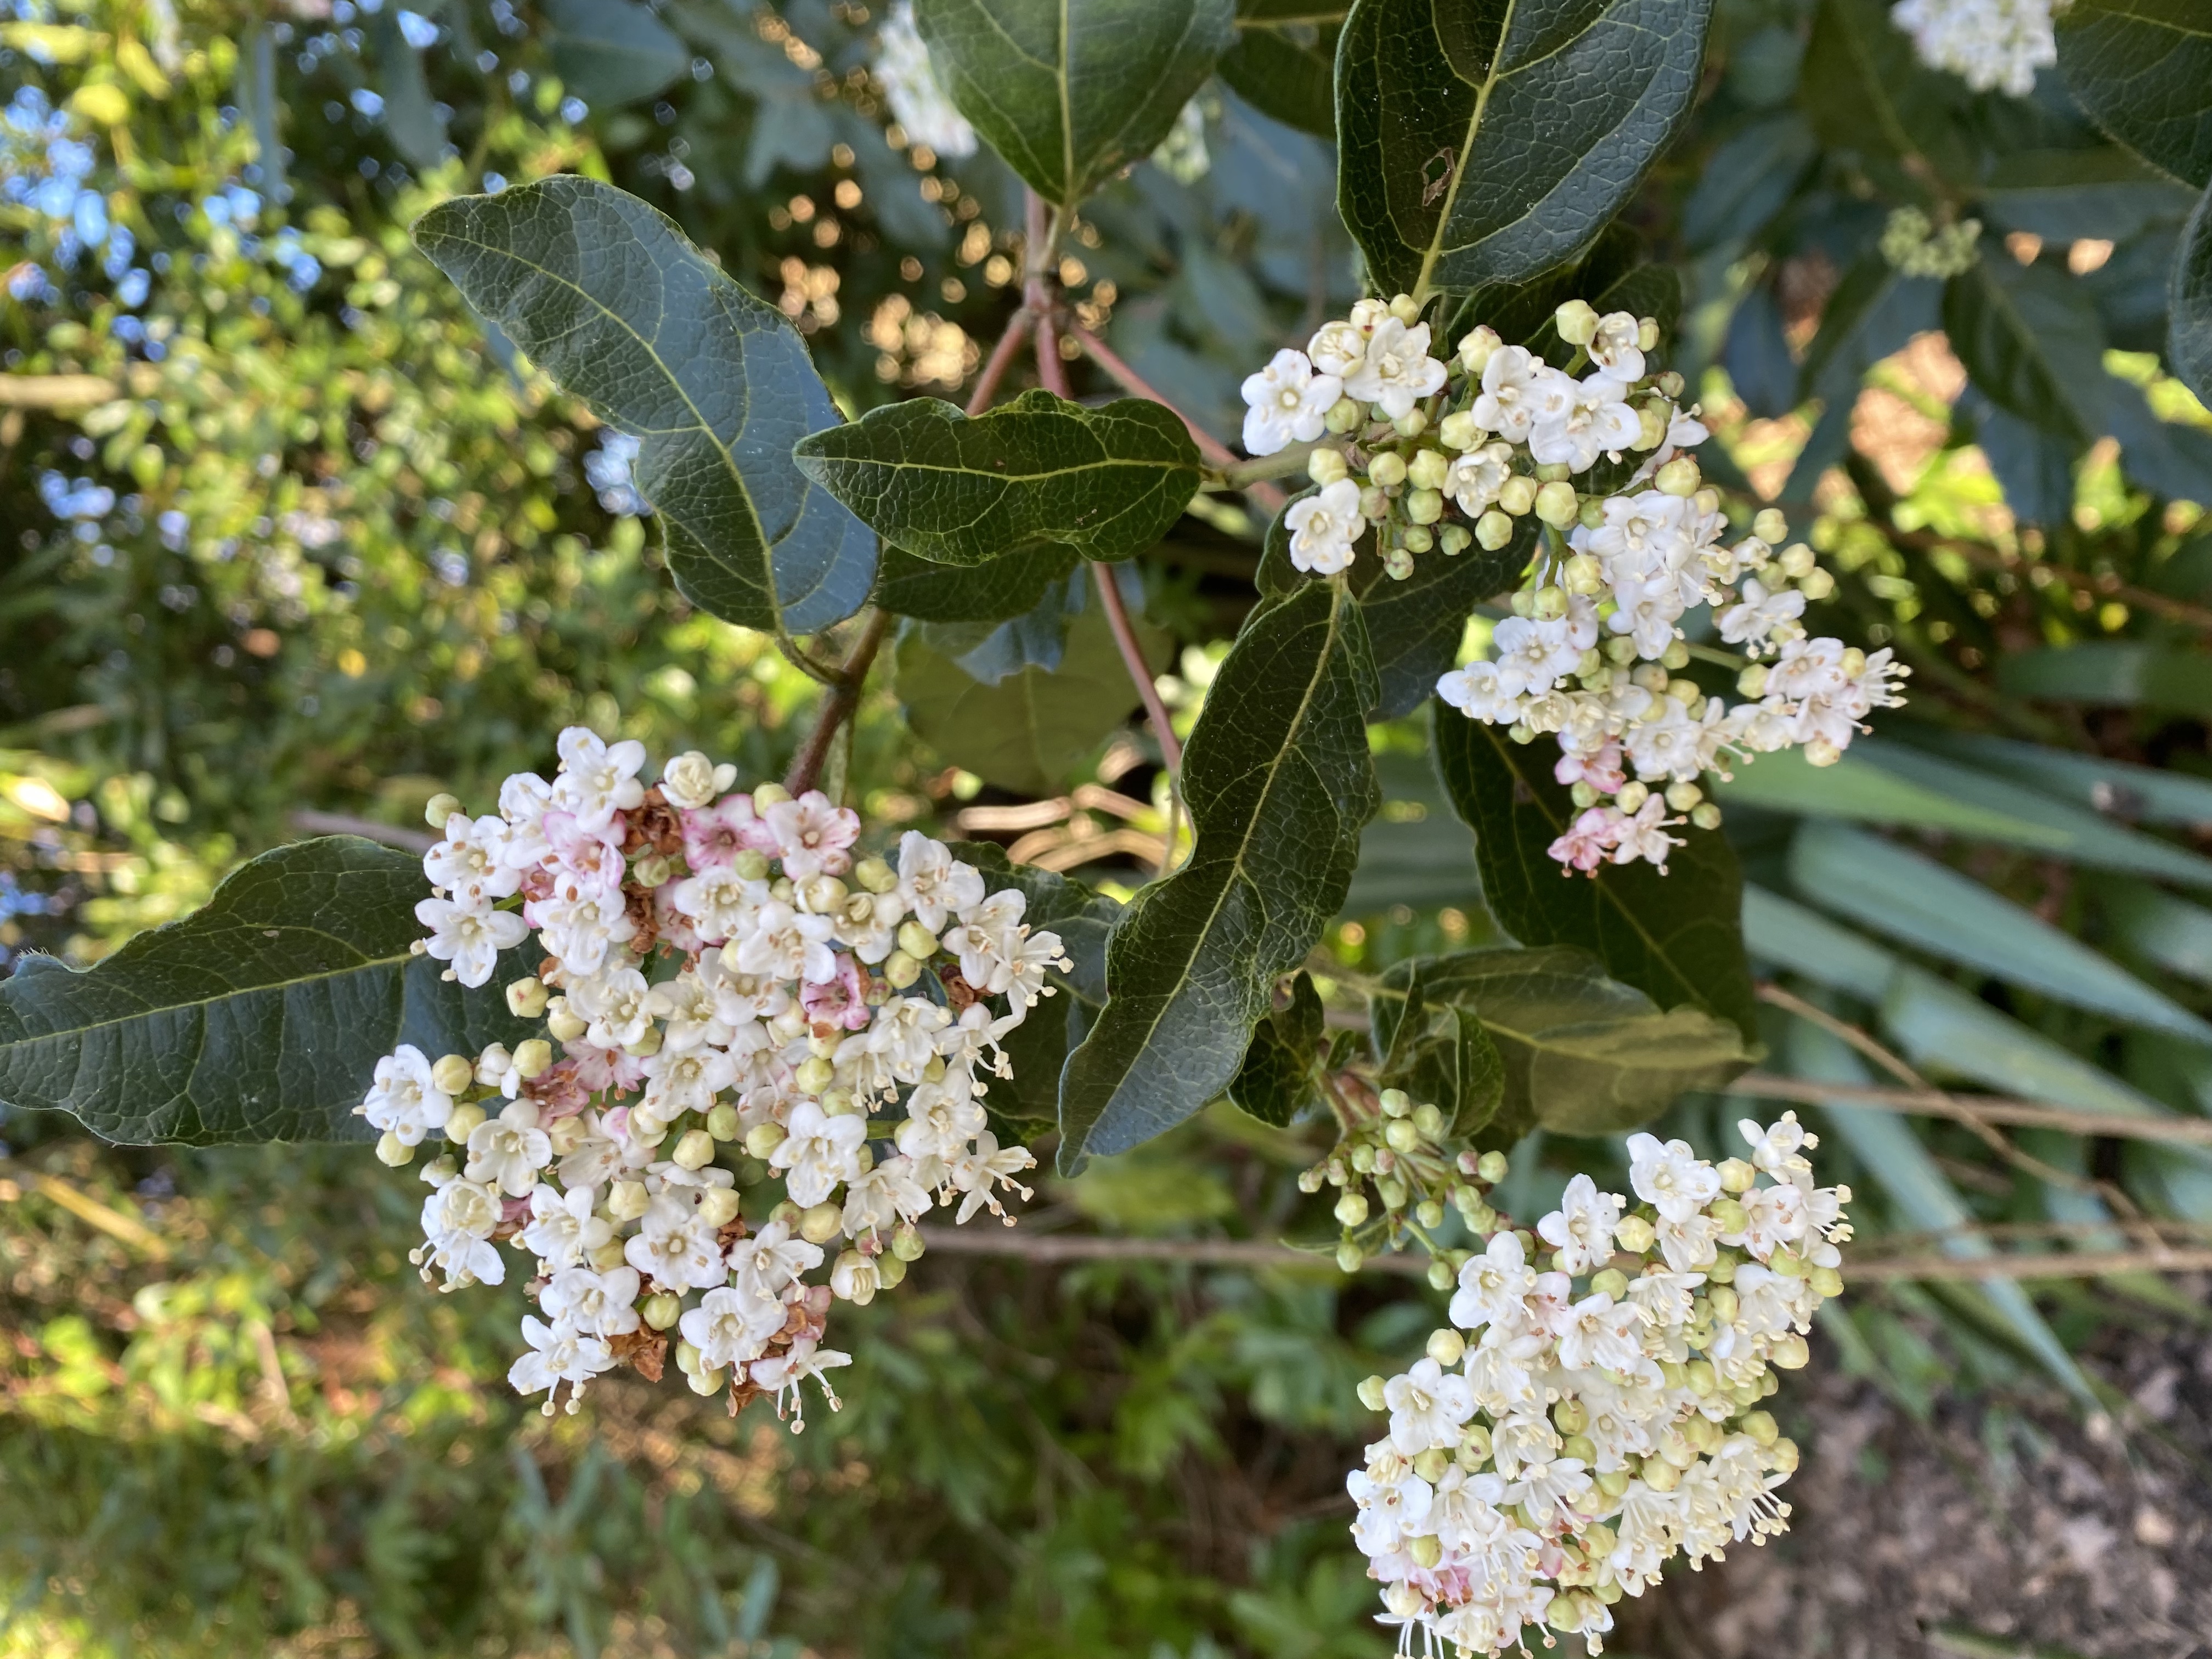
(794, 391), (1200, 568)
(1335, 0), (1713, 297)
(0, 838), (533, 1145)
(414, 177), (874, 637)
(1432, 702), (1758, 1039)
(1058, 579), (1379, 1169)
(913, 0), (1237, 208)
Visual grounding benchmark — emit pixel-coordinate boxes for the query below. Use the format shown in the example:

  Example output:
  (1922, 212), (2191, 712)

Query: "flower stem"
(966, 302), (1035, 417)
(785, 607), (891, 798)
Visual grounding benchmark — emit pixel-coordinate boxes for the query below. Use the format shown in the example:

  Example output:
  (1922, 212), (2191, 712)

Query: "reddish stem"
(784, 608), (891, 797)
(1069, 323), (1287, 515)
(966, 303), (1035, 417)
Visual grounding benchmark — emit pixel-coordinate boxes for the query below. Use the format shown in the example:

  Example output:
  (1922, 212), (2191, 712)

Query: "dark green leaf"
(541, 0), (688, 107)
(1227, 970), (1325, 1127)
(1384, 946), (1748, 1136)
(1943, 256), (2108, 446)
(872, 543), (1082, 624)
(1431, 703), (1759, 1040)
(413, 177), (874, 636)
(1997, 642), (2212, 715)
(1681, 112), (1818, 254)
(1372, 962), (1506, 1136)
(896, 601), (1169, 797)
(914, 0), (1238, 208)
(1795, 252), (1942, 405)
(2056, 0), (2212, 189)
(1058, 580), (1380, 1167)
(2176, 182), (2212, 407)
(0, 838), (532, 1146)
(1980, 146), (2198, 242)
(1355, 526), (1528, 721)
(1218, 2), (1342, 137)
(919, 567), (1089, 684)
(1799, 0), (1976, 195)
(369, 9), (448, 172)
(1436, 225), (1643, 362)
(793, 391), (1200, 568)
(1335, 0), (1713, 297)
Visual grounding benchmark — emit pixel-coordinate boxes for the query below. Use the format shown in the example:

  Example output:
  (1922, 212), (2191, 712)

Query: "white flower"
(419, 1177), (505, 1287)
(1240, 348), (1341, 456)
(1342, 317), (1446, 419)
(733, 899), (838, 985)
(541, 1263), (642, 1336)
(896, 1075), (988, 1164)
(644, 970), (731, 1053)
(1717, 576), (1807, 652)
(1283, 478), (1364, 575)
(507, 1314), (612, 1398)
(1528, 374), (1642, 472)
(1383, 1357), (1475, 1455)
(1444, 442), (1515, 516)
(359, 1045), (453, 1146)
(1451, 1230), (1535, 1332)
(425, 814), (519, 902)
(873, 0), (977, 158)
(1472, 346), (1573, 441)
(1554, 1292), (1646, 1374)
(896, 832), (985, 932)
(414, 895), (527, 988)
(681, 1284), (786, 1372)
(659, 749), (724, 810)
(1307, 316), (1370, 379)
(944, 1130), (1035, 1223)
(669, 867), (768, 947)
(551, 726), (648, 831)
(1537, 1174), (1622, 1275)
(466, 1101), (553, 1198)
(569, 965), (656, 1051)
(1892, 0), (2055, 97)
(843, 1154), (931, 1237)
(520, 1182), (612, 1269)
(1437, 659), (1523, 724)
(945, 888), (1025, 992)
(771, 1099), (868, 1209)
(624, 1195), (729, 1290)
(1588, 311), (1646, 380)
(760, 790), (859, 881)
(750, 1334), (851, 1427)
(727, 1217), (823, 1301)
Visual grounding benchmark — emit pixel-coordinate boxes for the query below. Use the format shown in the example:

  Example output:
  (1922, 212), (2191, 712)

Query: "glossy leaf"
(2055, 0), (2212, 189)
(2177, 181), (2212, 407)
(913, 0), (1238, 209)
(1796, 254), (1943, 405)
(1227, 970), (1326, 1127)
(896, 601), (1168, 797)
(872, 542), (1082, 624)
(1334, 0), (1713, 298)
(1356, 526), (1530, 721)
(541, 0), (689, 108)
(1387, 947), (1748, 1136)
(414, 177), (874, 636)
(1790, 822), (2212, 1043)
(1432, 704), (1759, 1039)
(1058, 580), (1380, 1169)
(1372, 960), (1507, 1137)
(1996, 641), (2212, 715)
(1942, 256), (2108, 445)
(0, 838), (532, 1145)
(1218, 0), (1341, 137)
(793, 391), (1200, 568)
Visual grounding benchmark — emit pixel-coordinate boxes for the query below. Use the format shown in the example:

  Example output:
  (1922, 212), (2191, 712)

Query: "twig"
(784, 608), (892, 797)
(290, 810), (436, 854)
(1728, 1070), (2212, 1148)
(1068, 322), (1288, 515)
(966, 302), (1035, 417)
(0, 1160), (170, 1259)
(1091, 564), (1182, 777)
(1897, 527), (2212, 635)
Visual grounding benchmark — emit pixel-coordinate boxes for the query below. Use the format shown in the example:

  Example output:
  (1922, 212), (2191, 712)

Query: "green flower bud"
(1738, 1409), (1779, 1447)
(1426, 1327), (1466, 1367)
(505, 976), (549, 1019)
(1408, 1534), (1442, 1569)
(745, 1122), (787, 1159)
(1809, 1265), (1845, 1298)
(1554, 299), (1599, 345)
(1476, 1150), (1509, 1183)
(1307, 445), (1349, 487)
(445, 1101), (486, 1145)
(733, 849), (771, 881)
(1457, 326), (1500, 374)
(1707, 1284), (1740, 1325)
(1413, 1447), (1452, 1482)
(1335, 1189), (1370, 1226)
(670, 1129), (714, 1170)
(643, 1293), (682, 1330)
(1324, 395), (1365, 435)
(1475, 509), (1514, 550)
(1779, 541), (1817, 578)
(1357, 1374), (1389, 1411)
(1404, 487), (1443, 525)
(375, 1130), (414, 1167)
(1438, 524), (1471, 556)
(432, 1053), (476, 1096)
(512, 1038), (554, 1081)
(1497, 476), (1537, 516)
(1770, 1332), (1810, 1370)
(1437, 410), (1484, 452)
(800, 1201), (844, 1244)
(1553, 1397), (1588, 1434)
(1366, 451), (1408, 488)
(1533, 480), (1579, 526)
(686, 1364), (726, 1397)
(751, 782), (792, 809)
(1590, 1267), (1629, 1300)
(697, 1187), (742, 1228)
(1393, 408), (1428, 438)
(1407, 448), (1451, 491)
(1388, 293), (1421, 325)
(1336, 1239), (1364, 1274)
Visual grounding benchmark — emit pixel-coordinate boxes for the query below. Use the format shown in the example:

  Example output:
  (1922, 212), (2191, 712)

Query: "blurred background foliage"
(3, 0), (2212, 1651)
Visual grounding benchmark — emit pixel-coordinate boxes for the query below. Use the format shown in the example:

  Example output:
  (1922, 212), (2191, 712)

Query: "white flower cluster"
(1891, 0), (2058, 98)
(1346, 1116), (1850, 1656)
(1241, 292), (1908, 873)
(358, 727), (1066, 1424)
(873, 0), (977, 159)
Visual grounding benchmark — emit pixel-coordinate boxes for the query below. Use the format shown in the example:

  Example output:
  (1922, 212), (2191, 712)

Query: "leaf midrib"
(1413, 0), (1521, 304)
(1079, 584), (1354, 1138)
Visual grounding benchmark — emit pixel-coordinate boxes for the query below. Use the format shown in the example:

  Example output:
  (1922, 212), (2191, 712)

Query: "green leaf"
(2099, 877), (2212, 988)
(2176, 181), (2212, 407)
(1057, 579), (1380, 1168)
(896, 600), (1169, 797)
(1218, 1), (1342, 137)
(2055, 0), (2212, 189)
(913, 0), (1238, 209)
(1371, 961), (1507, 1137)
(0, 839), (532, 1146)
(793, 391), (1200, 568)
(1799, 0), (1976, 196)
(1227, 970), (1326, 1127)
(1335, 0), (1713, 298)
(1710, 742), (2076, 848)
(1996, 641), (2212, 715)
(1385, 946), (1747, 1136)
(369, 9), (448, 172)
(1911, 728), (2212, 828)
(1789, 822), (2212, 1043)
(872, 542), (1082, 624)
(1357, 538), (1523, 721)
(541, 0), (688, 108)
(413, 176), (874, 636)
(1431, 704), (1759, 1039)
(1796, 253), (1943, 404)
(1942, 256), (2109, 445)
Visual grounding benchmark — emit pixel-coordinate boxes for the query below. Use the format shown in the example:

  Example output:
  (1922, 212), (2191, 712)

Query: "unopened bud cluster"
(358, 726), (1065, 1425)
(1299, 1082), (1513, 1288)
(1345, 1114), (1849, 1655)
(1879, 206), (1982, 278)
(1242, 295), (1908, 874)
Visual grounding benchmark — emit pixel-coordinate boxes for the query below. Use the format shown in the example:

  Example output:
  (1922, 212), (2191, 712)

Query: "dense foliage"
(3, 0), (2211, 1651)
